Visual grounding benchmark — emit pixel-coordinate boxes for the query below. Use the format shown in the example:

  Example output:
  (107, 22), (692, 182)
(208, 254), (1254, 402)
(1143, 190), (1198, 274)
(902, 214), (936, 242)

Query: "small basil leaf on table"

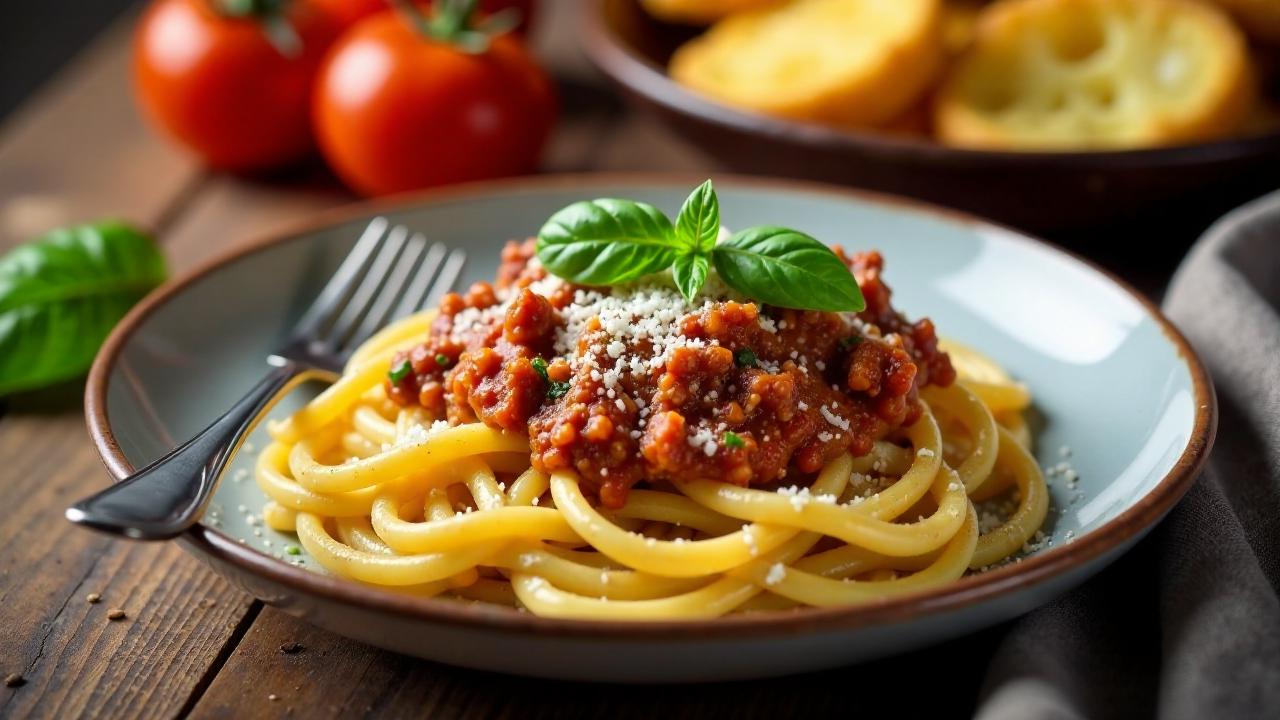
(675, 179), (720, 253)
(712, 226), (865, 312)
(537, 198), (680, 284)
(0, 221), (167, 395)
(672, 253), (709, 303)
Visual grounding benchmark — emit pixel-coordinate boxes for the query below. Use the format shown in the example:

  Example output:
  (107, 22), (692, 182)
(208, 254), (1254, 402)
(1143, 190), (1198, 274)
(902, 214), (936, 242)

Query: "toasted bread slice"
(641, 0), (786, 25)
(942, 0), (987, 55)
(670, 0), (943, 128)
(935, 0), (1253, 150)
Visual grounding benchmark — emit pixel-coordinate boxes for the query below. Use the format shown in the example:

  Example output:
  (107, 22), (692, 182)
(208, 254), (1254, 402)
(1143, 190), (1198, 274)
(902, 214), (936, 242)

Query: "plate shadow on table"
(195, 538), (1164, 719)
(0, 377), (88, 419)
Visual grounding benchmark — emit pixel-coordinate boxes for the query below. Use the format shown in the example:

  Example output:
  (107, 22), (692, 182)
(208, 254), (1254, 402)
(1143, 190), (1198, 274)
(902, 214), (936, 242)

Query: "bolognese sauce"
(388, 239), (955, 509)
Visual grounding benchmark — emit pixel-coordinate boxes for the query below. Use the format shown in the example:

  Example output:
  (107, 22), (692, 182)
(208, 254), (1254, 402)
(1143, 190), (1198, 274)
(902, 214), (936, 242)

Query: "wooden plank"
(188, 606), (993, 719)
(0, 415), (259, 719)
(0, 12), (265, 719)
(0, 12), (202, 251)
(0, 167), (347, 715)
(158, 167), (351, 268)
(0, 167), (356, 717)
(588, 110), (723, 172)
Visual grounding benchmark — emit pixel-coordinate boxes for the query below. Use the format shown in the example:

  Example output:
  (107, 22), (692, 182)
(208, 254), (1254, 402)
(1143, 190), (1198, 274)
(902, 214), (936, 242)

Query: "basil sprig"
(0, 222), (167, 396)
(535, 180), (865, 312)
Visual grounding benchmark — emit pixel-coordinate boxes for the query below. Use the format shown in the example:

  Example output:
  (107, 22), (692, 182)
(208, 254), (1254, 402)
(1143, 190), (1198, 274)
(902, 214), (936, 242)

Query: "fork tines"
(287, 217), (466, 363)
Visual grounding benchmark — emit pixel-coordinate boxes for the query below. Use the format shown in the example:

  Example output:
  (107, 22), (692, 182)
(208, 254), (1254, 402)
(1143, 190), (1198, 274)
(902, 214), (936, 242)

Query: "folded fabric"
(976, 189), (1280, 720)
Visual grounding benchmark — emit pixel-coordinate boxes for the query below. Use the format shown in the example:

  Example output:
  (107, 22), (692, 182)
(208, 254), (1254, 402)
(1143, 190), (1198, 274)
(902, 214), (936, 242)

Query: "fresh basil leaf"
(675, 179), (720, 253)
(537, 198), (680, 285)
(0, 221), (167, 395)
(712, 226), (865, 312)
(672, 253), (708, 304)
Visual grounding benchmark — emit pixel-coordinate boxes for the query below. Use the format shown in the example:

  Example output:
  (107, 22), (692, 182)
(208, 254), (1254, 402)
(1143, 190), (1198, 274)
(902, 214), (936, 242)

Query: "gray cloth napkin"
(975, 190), (1280, 720)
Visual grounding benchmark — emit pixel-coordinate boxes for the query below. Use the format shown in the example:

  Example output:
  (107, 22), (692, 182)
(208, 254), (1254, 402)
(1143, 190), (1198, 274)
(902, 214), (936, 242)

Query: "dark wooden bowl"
(581, 0), (1280, 234)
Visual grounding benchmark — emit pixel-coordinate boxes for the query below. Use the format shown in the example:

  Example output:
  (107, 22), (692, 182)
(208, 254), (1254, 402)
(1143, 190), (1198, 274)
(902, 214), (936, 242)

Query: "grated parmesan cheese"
(819, 405), (850, 431)
(765, 563), (787, 586)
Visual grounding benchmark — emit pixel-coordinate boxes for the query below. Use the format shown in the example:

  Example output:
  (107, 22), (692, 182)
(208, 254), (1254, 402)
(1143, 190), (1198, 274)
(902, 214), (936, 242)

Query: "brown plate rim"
(84, 172), (1217, 640)
(579, 0), (1280, 166)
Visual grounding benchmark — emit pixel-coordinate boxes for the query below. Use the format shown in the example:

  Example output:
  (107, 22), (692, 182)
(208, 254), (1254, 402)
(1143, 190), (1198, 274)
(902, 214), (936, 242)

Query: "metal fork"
(66, 218), (466, 540)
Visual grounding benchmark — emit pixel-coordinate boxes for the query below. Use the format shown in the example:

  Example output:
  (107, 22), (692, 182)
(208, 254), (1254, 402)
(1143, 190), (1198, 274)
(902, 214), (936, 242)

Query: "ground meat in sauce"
(387, 238), (955, 509)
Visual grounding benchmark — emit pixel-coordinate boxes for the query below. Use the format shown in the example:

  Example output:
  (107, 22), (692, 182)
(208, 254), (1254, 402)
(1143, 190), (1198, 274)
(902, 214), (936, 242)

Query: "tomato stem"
(393, 0), (521, 54)
(216, 0), (287, 19)
(215, 0), (302, 58)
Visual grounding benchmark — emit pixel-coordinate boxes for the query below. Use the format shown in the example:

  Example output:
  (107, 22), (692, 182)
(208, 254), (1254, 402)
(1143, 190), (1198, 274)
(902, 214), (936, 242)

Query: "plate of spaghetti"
(86, 175), (1214, 682)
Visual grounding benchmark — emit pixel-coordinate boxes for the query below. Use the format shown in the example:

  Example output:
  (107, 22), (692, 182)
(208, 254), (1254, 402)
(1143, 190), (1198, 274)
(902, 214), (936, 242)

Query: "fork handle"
(66, 360), (305, 539)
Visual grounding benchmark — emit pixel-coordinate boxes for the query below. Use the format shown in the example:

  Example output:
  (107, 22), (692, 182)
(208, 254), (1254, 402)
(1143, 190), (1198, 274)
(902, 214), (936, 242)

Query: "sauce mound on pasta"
(387, 240), (956, 508)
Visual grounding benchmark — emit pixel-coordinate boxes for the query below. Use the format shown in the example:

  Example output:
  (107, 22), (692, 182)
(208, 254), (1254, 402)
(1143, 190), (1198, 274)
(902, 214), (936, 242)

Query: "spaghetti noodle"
(254, 243), (1048, 620)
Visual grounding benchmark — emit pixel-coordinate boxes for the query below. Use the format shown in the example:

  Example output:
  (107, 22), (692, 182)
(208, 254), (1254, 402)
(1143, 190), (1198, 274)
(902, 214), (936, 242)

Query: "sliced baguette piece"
(670, 0), (944, 128)
(935, 0), (1254, 150)
(641, 0), (786, 26)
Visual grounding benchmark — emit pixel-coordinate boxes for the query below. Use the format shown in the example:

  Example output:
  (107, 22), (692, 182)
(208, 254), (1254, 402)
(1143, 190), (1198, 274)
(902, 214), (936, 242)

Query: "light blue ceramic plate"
(85, 175), (1215, 682)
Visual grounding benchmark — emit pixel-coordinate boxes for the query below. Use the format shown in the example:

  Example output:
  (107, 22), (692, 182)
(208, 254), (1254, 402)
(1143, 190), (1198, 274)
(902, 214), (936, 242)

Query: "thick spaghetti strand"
(252, 312), (1053, 619)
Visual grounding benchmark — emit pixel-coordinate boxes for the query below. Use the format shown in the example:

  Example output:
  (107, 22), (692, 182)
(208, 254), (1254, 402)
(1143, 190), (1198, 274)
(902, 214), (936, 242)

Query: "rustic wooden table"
(0, 4), (1216, 718)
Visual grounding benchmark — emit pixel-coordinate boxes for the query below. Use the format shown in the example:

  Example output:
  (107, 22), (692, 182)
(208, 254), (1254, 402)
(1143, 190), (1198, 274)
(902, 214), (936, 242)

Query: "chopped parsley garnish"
(531, 357), (549, 380)
(839, 334), (862, 349)
(531, 357), (571, 400)
(734, 347), (757, 367)
(388, 360), (412, 383)
(435, 353), (451, 367)
(285, 545), (302, 556)
(723, 431), (745, 448)
(547, 381), (570, 400)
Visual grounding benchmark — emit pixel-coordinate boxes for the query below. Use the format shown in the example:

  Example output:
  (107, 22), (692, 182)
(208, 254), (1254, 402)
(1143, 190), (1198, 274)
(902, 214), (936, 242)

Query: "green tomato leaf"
(536, 198), (680, 285)
(675, 179), (720, 253)
(711, 226), (865, 312)
(0, 221), (167, 395)
(672, 253), (709, 304)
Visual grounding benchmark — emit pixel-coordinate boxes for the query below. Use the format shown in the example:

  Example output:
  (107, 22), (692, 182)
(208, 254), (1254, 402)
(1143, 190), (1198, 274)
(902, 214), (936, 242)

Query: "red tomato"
(311, 0), (385, 27)
(312, 0), (536, 34)
(133, 0), (341, 170)
(312, 11), (555, 196)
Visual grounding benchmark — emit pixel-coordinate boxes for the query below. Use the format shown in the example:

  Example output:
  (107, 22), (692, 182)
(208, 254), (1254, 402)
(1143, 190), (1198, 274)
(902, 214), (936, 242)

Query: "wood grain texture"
(187, 607), (997, 719)
(0, 12), (201, 252)
(0, 415), (258, 719)
(0, 13), (260, 719)
(158, 168), (351, 268)
(0, 166), (371, 717)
